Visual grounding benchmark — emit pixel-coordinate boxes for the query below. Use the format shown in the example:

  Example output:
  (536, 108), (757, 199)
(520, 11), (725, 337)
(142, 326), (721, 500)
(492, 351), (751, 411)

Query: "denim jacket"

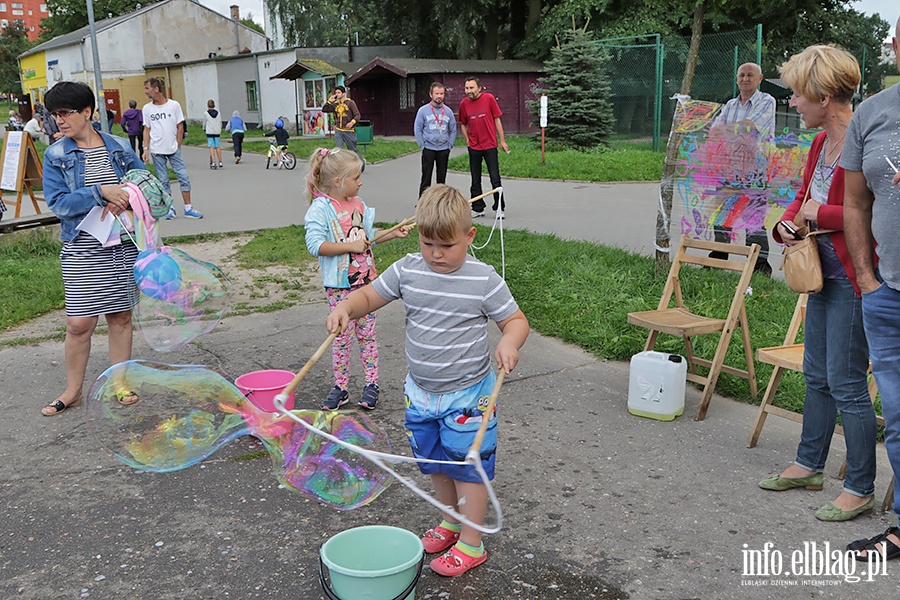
(43, 132), (145, 242)
(304, 196), (376, 289)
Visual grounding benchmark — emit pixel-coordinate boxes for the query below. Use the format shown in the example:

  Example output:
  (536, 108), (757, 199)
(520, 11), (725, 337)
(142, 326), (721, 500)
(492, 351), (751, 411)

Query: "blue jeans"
(862, 281), (900, 517)
(151, 147), (191, 194)
(795, 278), (876, 497)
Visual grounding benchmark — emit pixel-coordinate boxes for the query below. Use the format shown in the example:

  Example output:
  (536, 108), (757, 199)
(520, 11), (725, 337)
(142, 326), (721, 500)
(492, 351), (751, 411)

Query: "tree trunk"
(655, 0), (705, 273)
(478, 12), (500, 59)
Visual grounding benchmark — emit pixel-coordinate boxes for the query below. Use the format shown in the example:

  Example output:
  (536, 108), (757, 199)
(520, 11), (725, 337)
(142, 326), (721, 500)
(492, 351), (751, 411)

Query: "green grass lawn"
(447, 136), (664, 182)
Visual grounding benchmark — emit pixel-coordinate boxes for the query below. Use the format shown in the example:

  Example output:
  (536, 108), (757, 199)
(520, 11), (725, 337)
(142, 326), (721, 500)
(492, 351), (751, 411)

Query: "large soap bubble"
(264, 411), (393, 510)
(87, 361), (393, 510)
(132, 247), (234, 352)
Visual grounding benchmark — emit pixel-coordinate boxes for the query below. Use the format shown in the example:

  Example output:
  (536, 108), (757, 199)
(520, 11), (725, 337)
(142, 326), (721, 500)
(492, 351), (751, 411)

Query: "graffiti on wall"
(668, 100), (814, 246)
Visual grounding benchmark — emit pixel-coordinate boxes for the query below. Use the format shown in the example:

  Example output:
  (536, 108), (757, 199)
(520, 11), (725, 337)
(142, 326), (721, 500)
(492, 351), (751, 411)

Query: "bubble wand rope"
(371, 187), (502, 244)
(887, 156), (899, 175)
(271, 349), (506, 533)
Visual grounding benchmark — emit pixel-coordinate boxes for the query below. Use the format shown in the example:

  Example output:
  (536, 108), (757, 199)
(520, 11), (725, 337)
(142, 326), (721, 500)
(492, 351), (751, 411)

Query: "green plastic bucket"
(319, 526), (424, 600)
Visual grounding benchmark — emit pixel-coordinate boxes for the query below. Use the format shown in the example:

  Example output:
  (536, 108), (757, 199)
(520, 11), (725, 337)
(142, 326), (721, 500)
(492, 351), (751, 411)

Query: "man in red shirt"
(458, 77), (509, 218)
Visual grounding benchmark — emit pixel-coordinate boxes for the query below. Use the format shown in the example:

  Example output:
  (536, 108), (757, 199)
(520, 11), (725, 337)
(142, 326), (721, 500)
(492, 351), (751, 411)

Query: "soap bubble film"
(87, 361), (393, 509)
(132, 247), (234, 352)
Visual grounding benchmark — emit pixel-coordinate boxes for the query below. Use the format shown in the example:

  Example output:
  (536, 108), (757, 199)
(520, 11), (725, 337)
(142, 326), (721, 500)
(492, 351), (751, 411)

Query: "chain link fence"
(597, 27), (761, 151)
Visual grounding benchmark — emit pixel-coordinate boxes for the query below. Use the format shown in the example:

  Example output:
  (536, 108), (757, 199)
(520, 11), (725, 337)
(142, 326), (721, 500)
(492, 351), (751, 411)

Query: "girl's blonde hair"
(306, 147), (363, 203)
(779, 44), (860, 104)
(416, 184), (472, 241)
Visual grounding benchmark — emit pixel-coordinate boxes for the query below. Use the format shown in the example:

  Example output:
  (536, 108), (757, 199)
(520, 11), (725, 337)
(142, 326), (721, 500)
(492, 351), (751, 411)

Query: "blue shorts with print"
(404, 370), (498, 483)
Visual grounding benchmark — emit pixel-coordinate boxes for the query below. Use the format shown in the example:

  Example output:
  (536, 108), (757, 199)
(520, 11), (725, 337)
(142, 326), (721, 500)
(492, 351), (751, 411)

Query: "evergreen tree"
(530, 28), (615, 149)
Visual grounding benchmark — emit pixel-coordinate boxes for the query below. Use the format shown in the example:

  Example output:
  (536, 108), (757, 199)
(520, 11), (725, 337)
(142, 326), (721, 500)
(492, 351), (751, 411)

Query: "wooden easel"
(0, 131), (45, 217)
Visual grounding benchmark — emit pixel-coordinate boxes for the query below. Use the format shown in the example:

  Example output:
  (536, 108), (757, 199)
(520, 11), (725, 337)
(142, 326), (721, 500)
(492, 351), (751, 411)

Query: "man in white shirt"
(142, 77), (202, 219)
(23, 113), (46, 144)
(710, 63), (776, 274)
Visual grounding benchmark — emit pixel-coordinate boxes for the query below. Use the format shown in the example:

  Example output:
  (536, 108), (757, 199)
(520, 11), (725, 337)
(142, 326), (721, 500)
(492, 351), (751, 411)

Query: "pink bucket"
(235, 370), (296, 413)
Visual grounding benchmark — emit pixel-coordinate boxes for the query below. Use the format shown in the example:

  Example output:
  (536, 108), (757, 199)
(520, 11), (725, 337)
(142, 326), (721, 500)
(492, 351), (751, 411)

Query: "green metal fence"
(597, 26), (761, 152)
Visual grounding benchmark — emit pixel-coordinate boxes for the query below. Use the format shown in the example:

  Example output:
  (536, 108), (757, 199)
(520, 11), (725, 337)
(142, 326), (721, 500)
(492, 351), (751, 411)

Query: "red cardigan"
(773, 131), (872, 296)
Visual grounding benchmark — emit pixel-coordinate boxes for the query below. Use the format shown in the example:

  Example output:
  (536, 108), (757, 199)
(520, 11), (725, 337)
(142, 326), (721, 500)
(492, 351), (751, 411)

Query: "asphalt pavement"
(1, 144), (896, 599)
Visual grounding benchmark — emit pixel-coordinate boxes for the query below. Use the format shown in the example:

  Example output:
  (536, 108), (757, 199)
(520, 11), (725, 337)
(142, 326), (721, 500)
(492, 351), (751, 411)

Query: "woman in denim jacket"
(41, 82), (146, 416)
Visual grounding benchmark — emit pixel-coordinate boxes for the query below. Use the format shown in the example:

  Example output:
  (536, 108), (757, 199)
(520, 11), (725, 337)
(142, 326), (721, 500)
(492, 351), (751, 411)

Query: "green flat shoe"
(758, 472), (824, 491)
(815, 497), (875, 522)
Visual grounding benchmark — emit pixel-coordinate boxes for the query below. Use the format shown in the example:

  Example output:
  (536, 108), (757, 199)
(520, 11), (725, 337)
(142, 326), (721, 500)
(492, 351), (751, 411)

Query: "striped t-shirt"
(82, 146), (120, 187)
(372, 253), (519, 394)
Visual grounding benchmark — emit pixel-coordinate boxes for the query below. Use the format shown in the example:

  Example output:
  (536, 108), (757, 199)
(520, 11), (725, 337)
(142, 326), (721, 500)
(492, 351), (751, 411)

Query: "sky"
(198, 1), (898, 37)
(198, 0), (265, 26)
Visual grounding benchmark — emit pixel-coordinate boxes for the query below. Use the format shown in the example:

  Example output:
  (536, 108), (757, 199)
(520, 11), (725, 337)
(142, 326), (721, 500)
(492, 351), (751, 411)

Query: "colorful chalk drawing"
(667, 100), (815, 246)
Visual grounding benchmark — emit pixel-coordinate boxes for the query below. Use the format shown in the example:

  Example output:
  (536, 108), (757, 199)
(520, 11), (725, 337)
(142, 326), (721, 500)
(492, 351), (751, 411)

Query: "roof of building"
(19, 0), (264, 59)
(345, 58), (544, 84)
(270, 58), (347, 80)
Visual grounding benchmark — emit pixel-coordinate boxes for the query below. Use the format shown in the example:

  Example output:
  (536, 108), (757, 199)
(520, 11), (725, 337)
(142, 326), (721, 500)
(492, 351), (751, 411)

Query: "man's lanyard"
(431, 103), (444, 127)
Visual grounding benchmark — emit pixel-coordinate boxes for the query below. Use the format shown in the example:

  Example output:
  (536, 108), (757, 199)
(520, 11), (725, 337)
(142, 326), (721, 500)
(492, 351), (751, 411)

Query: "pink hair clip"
(320, 148), (328, 157)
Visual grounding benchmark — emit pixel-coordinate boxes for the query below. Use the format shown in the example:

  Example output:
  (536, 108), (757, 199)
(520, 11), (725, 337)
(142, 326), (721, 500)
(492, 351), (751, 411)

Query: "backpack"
(121, 169), (174, 219)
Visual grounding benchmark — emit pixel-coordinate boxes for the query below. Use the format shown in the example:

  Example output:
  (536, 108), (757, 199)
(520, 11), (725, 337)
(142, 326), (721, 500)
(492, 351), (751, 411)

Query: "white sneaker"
(471, 210), (484, 218)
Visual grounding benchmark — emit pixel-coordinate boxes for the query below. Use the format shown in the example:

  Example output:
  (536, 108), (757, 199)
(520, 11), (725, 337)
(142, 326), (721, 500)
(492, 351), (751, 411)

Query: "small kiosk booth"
(270, 59), (348, 137)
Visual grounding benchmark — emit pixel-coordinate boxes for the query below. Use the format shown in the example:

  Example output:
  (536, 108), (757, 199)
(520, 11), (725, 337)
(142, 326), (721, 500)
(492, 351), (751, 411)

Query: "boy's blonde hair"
(416, 184), (472, 241)
(778, 44), (860, 104)
(306, 147), (363, 203)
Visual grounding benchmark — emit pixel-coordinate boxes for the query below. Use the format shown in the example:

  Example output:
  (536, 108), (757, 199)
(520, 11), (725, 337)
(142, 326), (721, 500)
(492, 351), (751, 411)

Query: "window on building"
(12, 2), (22, 7)
(246, 81), (258, 112)
(40, 3), (47, 11)
(0, 19), (7, 28)
(0, 4), (7, 11)
(12, 9), (23, 15)
(399, 78), (416, 110)
(28, 9), (32, 15)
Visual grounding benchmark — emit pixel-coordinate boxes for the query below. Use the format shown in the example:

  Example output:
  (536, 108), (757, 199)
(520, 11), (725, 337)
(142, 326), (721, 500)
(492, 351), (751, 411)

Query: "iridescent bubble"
(264, 411), (393, 510)
(86, 360), (249, 471)
(132, 246), (234, 352)
(87, 361), (393, 510)
(134, 249), (182, 300)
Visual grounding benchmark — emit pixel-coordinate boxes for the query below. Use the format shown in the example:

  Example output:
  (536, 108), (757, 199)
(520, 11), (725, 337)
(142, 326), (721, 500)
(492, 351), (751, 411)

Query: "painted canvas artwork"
(667, 100), (815, 248)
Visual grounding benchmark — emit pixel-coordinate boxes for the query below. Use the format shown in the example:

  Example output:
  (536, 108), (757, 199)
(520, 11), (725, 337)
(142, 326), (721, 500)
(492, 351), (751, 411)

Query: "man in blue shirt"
(414, 82), (457, 198)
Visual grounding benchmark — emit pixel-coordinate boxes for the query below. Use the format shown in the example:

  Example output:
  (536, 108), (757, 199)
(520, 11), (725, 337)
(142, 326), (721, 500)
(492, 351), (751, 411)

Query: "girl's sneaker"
(430, 546), (487, 577)
(358, 384), (379, 410)
(322, 386), (349, 411)
(421, 526), (460, 554)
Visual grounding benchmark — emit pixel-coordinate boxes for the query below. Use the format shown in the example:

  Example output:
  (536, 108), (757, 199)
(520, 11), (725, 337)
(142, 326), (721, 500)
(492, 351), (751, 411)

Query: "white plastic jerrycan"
(627, 351), (687, 421)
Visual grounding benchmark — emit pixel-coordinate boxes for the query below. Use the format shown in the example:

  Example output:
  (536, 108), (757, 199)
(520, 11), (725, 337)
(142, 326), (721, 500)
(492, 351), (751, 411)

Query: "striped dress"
(60, 146), (138, 317)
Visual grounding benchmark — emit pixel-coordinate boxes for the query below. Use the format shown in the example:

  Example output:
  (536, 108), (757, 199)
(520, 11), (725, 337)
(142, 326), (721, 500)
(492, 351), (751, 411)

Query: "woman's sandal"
(41, 396), (82, 416)
(116, 390), (140, 405)
(848, 527), (900, 561)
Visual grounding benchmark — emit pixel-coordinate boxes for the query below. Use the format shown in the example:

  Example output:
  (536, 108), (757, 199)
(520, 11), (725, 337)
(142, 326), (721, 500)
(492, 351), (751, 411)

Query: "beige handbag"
(781, 184), (833, 294)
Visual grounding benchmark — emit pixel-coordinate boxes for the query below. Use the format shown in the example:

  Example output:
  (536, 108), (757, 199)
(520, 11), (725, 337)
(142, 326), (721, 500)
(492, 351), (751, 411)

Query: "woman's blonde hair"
(306, 147), (363, 203)
(779, 44), (860, 104)
(416, 184), (472, 241)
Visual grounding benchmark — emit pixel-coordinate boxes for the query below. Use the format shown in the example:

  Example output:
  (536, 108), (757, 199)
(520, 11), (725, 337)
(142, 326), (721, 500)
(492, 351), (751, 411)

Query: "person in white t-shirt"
(141, 77), (202, 219)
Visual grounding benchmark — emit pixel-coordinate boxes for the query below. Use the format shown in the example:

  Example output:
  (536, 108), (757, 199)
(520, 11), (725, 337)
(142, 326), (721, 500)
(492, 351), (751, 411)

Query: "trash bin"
(355, 120), (373, 145)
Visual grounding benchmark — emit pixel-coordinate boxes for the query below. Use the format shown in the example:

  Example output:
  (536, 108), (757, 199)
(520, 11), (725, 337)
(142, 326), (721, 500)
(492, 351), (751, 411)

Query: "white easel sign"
(1, 131), (23, 191)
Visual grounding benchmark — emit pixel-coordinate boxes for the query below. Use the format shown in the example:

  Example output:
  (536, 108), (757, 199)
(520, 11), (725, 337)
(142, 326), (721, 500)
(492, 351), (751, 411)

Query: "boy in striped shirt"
(326, 184), (529, 576)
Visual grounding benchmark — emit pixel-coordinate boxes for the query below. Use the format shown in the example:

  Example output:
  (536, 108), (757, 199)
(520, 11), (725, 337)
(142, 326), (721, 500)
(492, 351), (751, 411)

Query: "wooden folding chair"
(628, 234), (760, 421)
(749, 293), (894, 512)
